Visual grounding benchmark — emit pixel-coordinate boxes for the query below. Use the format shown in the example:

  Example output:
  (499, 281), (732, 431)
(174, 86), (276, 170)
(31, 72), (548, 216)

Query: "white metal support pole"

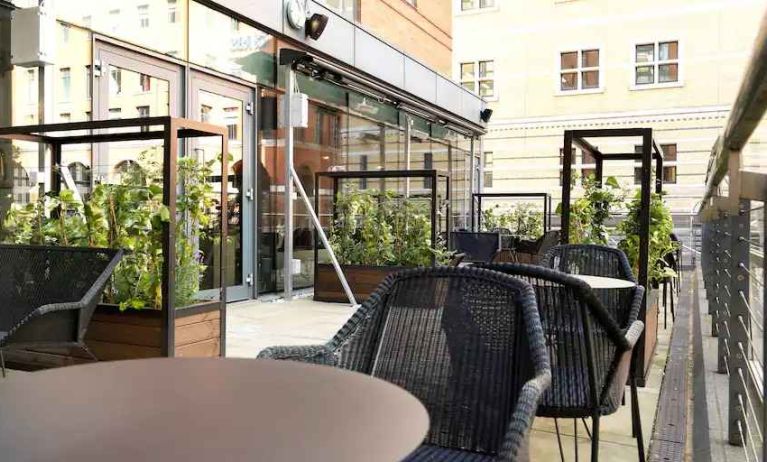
(282, 63), (357, 306)
(283, 67), (294, 300)
(404, 115), (411, 197)
(291, 166), (357, 306)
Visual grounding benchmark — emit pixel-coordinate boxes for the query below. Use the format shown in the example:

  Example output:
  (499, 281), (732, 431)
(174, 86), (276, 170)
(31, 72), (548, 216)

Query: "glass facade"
(0, 0), (481, 301)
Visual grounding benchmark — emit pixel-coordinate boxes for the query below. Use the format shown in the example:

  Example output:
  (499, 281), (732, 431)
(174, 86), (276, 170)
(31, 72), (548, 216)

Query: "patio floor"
(226, 292), (673, 461)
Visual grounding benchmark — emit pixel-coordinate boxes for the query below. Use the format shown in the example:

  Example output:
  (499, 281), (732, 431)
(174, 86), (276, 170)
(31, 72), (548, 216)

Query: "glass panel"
(55, 0), (188, 59)
(189, 1), (277, 86)
(257, 88), (283, 293)
(194, 90), (244, 290)
(560, 52), (578, 70)
(100, 66), (169, 183)
(461, 62), (475, 81)
(479, 80), (494, 98)
(635, 44), (654, 63)
(560, 72), (577, 91)
(635, 65), (654, 85)
(462, 0), (474, 10)
(582, 70), (599, 89)
(661, 144), (677, 161)
(582, 49), (599, 68)
(480, 0), (495, 7)
(479, 60), (494, 78)
(659, 63), (678, 83)
(461, 82), (476, 93)
(659, 41), (678, 61)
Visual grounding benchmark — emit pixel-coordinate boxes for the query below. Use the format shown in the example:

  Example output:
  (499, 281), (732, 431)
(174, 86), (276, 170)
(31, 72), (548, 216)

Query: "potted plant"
(1, 151), (224, 365)
(314, 189), (450, 303)
(557, 175), (625, 245)
(617, 190), (678, 373)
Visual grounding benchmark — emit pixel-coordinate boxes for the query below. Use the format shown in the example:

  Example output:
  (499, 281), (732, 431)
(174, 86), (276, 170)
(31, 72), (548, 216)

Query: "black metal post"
(162, 119), (177, 357)
(561, 131), (574, 244)
(219, 131), (228, 358)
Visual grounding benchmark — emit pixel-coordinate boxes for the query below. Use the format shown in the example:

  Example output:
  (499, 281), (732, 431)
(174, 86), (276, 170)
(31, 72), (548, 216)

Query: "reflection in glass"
(189, 1), (276, 86)
(193, 90), (244, 290)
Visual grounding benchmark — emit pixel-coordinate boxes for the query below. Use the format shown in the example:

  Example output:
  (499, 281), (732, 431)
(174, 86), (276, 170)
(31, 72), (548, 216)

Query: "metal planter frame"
(0, 116), (229, 357)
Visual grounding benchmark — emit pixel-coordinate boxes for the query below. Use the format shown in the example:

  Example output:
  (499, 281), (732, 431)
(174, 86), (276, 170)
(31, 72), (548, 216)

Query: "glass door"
(190, 72), (255, 301)
(93, 43), (182, 182)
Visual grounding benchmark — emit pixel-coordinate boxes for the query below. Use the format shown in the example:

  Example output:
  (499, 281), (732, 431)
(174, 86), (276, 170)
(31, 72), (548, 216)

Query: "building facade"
(454, 0), (766, 215)
(0, 0), (483, 300)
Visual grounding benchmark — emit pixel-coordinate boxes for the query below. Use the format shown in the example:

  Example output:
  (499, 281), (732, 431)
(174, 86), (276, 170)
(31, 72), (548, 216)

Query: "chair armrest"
(497, 371), (552, 461)
(627, 285), (646, 326)
(257, 344), (337, 367)
(624, 321), (645, 349)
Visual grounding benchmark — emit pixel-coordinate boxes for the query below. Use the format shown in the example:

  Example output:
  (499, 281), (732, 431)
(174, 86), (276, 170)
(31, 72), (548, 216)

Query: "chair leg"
(554, 418), (566, 462)
(81, 343), (99, 362)
(581, 417), (592, 439)
(631, 376), (646, 462)
(0, 349), (5, 378)
(591, 414), (600, 462)
(670, 286), (676, 322)
(574, 418), (579, 462)
(663, 280), (668, 329)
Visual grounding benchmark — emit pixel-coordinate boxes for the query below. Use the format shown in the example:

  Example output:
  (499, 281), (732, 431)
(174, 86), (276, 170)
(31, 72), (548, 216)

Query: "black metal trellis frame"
(561, 128), (665, 384)
(472, 192), (552, 233)
(0, 116), (228, 357)
(313, 169), (451, 274)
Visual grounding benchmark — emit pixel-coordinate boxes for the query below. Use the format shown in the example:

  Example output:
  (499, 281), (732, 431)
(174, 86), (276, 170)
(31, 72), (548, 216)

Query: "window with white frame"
(483, 151), (493, 187)
(138, 4), (149, 28)
(460, 60), (495, 98)
(60, 67), (71, 102)
(560, 49), (600, 91)
(634, 41), (679, 86)
(168, 0), (178, 23)
(461, 0), (495, 11)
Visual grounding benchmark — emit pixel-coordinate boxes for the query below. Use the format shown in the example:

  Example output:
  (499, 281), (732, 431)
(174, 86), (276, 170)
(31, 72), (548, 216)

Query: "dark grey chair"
(541, 244), (637, 327)
(450, 231), (501, 263)
(0, 245), (123, 375)
(259, 266), (552, 461)
(477, 263), (646, 462)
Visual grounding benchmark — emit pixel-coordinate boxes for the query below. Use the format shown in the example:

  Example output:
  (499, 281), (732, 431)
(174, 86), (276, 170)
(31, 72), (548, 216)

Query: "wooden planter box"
(635, 288), (659, 386)
(314, 263), (409, 303)
(4, 302), (223, 371)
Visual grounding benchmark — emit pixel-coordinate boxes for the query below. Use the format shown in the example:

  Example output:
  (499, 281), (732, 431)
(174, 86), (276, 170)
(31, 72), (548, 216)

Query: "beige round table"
(0, 358), (429, 462)
(570, 274), (637, 289)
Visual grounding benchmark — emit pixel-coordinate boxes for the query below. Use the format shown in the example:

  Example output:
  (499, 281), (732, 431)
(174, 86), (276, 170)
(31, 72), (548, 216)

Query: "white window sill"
(555, 88), (605, 97)
(630, 81), (684, 91)
(456, 6), (500, 16)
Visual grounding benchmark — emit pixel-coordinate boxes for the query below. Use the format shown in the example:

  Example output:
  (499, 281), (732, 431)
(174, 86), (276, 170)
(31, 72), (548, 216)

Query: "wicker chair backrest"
(542, 244), (635, 281)
(333, 267), (546, 456)
(476, 263), (628, 415)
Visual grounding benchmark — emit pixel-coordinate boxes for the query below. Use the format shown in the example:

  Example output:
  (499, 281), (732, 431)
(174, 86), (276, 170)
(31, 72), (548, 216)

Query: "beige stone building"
(454, 0), (766, 214)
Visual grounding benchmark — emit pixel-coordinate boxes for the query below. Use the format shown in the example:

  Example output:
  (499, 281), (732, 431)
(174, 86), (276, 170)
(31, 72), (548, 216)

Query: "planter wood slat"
(314, 264), (407, 303)
(5, 302), (222, 370)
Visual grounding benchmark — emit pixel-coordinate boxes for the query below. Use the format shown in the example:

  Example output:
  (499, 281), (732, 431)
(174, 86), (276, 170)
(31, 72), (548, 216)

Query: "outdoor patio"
(226, 287), (668, 461)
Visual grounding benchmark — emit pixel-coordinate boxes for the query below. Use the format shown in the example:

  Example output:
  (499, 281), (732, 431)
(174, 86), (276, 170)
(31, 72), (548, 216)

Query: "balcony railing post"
(718, 216), (731, 372)
(712, 218), (723, 337)
(728, 200), (750, 446)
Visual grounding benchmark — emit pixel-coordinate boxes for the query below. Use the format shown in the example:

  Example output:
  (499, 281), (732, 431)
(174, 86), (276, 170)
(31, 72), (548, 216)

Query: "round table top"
(570, 274), (637, 289)
(0, 358), (429, 462)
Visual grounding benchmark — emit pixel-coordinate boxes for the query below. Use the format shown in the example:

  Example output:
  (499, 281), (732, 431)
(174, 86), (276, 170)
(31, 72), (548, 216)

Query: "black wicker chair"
(541, 244), (638, 327)
(259, 266), (552, 461)
(476, 263), (646, 462)
(450, 231), (502, 263)
(0, 245), (123, 375)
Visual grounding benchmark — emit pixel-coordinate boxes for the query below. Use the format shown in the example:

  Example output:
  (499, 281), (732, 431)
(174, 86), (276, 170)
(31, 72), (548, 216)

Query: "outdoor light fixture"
(306, 13), (329, 40)
(480, 108), (493, 123)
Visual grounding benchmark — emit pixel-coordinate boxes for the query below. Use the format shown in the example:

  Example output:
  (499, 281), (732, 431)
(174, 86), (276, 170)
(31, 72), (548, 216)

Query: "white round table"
(570, 274), (637, 289)
(0, 358), (429, 462)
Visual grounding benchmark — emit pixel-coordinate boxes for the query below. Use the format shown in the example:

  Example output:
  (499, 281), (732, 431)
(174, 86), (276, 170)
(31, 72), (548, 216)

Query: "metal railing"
(699, 8), (767, 461)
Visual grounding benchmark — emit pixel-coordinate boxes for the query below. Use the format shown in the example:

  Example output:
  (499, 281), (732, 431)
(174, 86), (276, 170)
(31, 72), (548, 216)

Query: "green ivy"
(617, 190), (678, 285)
(1, 150), (217, 311)
(328, 189), (450, 267)
(480, 202), (543, 240)
(557, 174), (625, 245)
